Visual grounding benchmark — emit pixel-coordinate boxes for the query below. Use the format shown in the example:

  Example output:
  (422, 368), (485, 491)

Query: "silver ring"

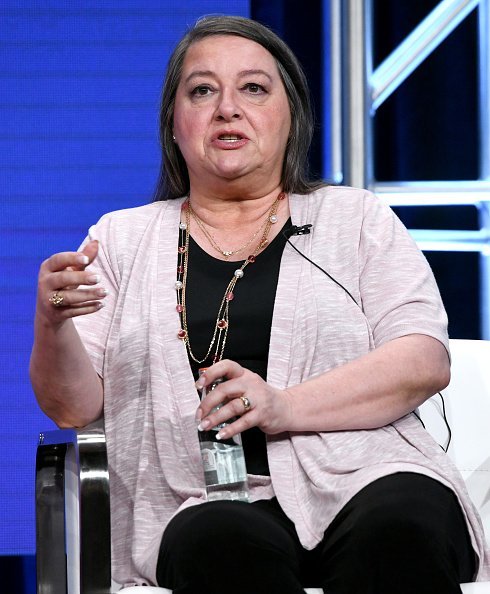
(239, 396), (252, 412)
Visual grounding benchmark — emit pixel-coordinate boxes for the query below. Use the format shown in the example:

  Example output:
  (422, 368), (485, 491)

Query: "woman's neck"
(184, 187), (290, 262)
(188, 187), (284, 228)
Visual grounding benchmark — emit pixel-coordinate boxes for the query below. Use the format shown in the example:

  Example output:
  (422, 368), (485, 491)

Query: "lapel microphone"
(284, 224), (313, 238)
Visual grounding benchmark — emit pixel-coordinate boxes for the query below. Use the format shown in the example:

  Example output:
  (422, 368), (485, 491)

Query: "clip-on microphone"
(284, 224), (313, 238)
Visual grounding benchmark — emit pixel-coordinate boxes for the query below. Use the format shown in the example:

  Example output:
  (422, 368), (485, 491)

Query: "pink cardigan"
(74, 186), (489, 586)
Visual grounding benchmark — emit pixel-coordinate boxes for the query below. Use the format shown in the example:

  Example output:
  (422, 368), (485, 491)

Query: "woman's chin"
(212, 163), (253, 181)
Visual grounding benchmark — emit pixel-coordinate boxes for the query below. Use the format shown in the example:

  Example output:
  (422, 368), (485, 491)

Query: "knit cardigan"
(74, 186), (489, 586)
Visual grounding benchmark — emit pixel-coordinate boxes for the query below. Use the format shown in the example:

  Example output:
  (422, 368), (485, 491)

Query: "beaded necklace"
(176, 192), (285, 365)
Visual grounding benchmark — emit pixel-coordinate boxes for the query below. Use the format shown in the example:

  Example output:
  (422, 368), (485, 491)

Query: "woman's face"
(173, 35), (291, 193)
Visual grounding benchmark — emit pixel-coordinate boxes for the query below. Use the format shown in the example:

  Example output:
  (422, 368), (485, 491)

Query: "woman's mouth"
(219, 135), (243, 142)
(213, 134), (248, 149)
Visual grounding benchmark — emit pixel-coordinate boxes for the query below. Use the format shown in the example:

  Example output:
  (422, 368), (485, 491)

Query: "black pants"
(156, 473), (476, 594)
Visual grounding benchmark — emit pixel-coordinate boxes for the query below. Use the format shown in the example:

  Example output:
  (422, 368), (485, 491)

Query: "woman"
(30, 15), (488, 594)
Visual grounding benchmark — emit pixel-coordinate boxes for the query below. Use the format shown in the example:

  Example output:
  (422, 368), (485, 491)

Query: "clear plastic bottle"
(198, 370), (249, 502)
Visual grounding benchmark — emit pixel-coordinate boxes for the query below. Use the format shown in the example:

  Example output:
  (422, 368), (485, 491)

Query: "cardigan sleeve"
(72, 213), (121, 377)
(357, 191), (449, 353)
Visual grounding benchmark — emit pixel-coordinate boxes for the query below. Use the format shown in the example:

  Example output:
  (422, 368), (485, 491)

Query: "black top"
(185, 219), (292, 476)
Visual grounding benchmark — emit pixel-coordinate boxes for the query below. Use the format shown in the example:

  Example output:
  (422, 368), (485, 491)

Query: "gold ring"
(239, 396), (252, 412)
(49, 291), (64, 307)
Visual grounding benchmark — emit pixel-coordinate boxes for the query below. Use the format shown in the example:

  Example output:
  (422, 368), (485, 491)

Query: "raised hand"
(36, 239), (108, 324)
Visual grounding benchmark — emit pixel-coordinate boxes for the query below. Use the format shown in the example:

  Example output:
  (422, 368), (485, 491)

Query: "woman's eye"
(244, 83), (266, 94)
(191, 85), (212, 97)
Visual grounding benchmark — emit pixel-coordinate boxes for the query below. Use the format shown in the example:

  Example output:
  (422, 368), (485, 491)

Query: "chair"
(36, 339), (490, 594)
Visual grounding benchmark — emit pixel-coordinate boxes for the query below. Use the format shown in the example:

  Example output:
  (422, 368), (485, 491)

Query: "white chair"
(36, 339), (490, 593)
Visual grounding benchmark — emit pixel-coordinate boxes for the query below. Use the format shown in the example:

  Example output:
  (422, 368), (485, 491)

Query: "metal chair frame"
(36, 422), (111, 594)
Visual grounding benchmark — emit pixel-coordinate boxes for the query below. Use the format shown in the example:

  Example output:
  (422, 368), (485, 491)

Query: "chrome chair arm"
(36, 421), (111, 594)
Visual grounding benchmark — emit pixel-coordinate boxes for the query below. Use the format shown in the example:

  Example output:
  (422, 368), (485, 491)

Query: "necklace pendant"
(177, 329), (187, 340)
(217, 319), (228, 329)
(234, 269), (244, 279)
(269, 214), (278, 224)
(223, 250), (233, 257)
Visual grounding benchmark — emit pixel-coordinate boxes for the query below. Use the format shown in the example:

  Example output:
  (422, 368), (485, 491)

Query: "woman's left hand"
(195, 359), (294, 439)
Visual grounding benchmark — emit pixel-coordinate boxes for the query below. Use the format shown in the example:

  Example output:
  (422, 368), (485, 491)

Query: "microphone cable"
(282, 224), (360, 307)
(412, 393), (452, 453)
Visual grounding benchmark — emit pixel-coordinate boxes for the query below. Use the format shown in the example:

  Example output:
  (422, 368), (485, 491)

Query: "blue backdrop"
(0, 0), (250, 558)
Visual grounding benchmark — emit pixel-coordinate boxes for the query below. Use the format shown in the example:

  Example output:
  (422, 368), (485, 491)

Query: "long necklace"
(189, 207), (269, 259)
(176, 192), (285, 365)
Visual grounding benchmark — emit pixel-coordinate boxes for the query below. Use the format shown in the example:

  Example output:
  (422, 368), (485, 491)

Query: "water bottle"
(198, 370), (249, 502)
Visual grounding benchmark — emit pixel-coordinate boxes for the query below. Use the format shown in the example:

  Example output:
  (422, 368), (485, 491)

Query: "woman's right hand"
(36, 239), (108, 325)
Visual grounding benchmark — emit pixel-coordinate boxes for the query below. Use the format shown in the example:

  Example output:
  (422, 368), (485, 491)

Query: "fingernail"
(216, 431), (223, 440)
(77, 254), (89, 265)
(195, 409), (202, 423)
(97, 301), (105, 309)
(195, 379), (205, 389)
(96, 287), (108, 297)
(87, 274), (100, 284)
(198, 419), (210, 431)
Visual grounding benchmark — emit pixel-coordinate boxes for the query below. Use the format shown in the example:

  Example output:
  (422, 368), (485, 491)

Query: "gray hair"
(154, 15), (324, 201)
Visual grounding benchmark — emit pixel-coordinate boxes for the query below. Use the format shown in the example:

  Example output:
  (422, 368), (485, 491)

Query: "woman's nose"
(215, 89), (242, 121)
